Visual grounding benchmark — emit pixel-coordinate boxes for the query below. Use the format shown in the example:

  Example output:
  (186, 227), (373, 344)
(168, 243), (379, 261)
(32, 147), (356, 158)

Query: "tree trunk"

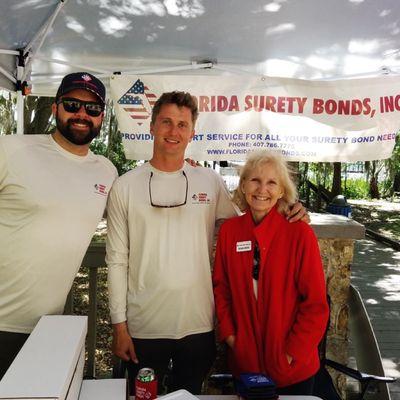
(393, 172), (400, 193)
(369, 176), (380, 199)
(331, 162), (342, 196)
(365, 161), (370, 183)
(23, 96), (36, 133)
(25, 97), (54, 134)
(289, 161), (299, 185)
(368, 160), (380, 199)
(301, 162), (309, 202)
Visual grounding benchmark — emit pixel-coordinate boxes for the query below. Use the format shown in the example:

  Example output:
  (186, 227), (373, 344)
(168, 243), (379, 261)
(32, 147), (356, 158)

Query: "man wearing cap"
(0, 72), (118, 378)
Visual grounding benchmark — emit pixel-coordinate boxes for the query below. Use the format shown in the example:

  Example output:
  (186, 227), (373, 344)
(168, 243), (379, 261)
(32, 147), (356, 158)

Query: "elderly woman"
(213, 150), (329, 395)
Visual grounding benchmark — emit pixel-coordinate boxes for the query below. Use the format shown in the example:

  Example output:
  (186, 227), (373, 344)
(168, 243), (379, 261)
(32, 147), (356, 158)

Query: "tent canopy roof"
(1, 0), (400, 96)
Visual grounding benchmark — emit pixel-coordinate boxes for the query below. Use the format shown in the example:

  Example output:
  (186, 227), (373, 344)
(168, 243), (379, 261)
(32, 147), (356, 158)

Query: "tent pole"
(0, 50), (18, 88)
(16, 50), (26, 135)
(16, 91), (24, 135)
(31, 62), (215, 85)
(33, 55), (110, 75)
(0, 65), (17, 85)
(111, 62), (214, 76)
(213, 65), (258, 75)
(0, 49), (19, 55)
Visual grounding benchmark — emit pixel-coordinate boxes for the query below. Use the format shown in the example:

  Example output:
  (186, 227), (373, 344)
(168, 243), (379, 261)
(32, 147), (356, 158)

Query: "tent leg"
(16, 90), (24, 135)
(16, 56), (25, 135)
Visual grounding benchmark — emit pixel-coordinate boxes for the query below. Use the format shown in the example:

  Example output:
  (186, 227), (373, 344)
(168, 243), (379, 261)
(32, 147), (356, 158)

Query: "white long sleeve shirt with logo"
(0, 134), (117, 333)
(106, 162), (238, 339)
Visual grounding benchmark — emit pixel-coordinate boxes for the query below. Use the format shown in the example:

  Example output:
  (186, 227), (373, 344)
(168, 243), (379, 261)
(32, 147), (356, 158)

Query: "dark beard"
(56, 112), (100, 145)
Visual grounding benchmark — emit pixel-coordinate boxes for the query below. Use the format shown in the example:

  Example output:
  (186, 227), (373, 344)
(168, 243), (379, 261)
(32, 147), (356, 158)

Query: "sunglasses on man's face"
(57, 97), (104, 117)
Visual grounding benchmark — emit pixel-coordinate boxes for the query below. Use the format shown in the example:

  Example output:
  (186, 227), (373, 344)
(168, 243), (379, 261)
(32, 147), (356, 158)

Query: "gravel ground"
(72, 265), (113, 377)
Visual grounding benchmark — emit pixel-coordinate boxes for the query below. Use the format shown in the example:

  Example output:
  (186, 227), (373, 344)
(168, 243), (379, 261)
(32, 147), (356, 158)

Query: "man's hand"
(185, 158), (200, 167)
(286, 201), (310, 224)
(226, 335), (236, 349)
(112, 322), (138, 363)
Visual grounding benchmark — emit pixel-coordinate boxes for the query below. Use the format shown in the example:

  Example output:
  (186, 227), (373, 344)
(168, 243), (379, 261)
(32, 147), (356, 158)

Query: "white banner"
(110, 75), (400, 162)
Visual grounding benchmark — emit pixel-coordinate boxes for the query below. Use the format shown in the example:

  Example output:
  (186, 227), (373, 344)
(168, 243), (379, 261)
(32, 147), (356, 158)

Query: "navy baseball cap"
(56, 72), (106, 104)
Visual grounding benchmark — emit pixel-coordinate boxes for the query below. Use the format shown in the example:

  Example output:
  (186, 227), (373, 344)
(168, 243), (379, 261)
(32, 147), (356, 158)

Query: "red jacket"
(213, 206), (329, 387)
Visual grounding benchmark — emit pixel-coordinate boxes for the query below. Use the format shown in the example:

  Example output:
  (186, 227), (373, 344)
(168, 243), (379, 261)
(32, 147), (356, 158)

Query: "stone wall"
(312, 214), (365, 397)
(318, 238), (354, 398)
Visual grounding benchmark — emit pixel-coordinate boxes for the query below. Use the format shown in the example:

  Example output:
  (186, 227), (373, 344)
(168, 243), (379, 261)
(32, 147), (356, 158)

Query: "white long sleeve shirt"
(106, 162), (237, 339)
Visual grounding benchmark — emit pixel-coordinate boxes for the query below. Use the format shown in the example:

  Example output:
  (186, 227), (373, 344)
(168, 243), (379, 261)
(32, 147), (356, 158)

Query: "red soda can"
(135, 368), (158, 400)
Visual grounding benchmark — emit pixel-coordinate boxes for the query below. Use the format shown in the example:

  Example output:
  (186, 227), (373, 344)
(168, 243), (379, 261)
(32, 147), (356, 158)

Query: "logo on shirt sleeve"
(94, 183), (108, 196)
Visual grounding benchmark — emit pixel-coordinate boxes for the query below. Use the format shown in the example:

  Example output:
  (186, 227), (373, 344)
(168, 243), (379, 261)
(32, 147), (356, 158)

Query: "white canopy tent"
(1, 0), (400, 135)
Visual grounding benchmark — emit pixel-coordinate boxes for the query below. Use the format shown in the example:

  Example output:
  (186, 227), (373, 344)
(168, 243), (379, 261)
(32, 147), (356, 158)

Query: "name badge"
(236, 241), (252, 252)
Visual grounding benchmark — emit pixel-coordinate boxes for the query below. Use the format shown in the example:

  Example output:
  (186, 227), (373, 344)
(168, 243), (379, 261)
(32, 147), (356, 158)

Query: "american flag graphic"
(117, 79), (157, 125)
(94, 183), (107, 195)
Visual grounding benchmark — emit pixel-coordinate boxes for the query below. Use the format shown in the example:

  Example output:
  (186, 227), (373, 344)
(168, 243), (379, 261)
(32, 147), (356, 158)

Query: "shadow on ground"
(349, 200), (400, 242)
(352, 239), (400, 397)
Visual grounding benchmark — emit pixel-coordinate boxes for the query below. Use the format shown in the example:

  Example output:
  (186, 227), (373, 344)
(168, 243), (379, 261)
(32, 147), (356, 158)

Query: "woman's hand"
(286, 353), (293, 365)
(226, 335), (236, 349)
(185, 158), (200, 167)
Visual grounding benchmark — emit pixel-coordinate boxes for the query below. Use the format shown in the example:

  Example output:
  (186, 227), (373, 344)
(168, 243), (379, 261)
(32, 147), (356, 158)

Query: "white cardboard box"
(158, 390), (198, 400)
(78, 379), (127, 400)
(0, 315), (87, 400)
(66, 349), (85, 400)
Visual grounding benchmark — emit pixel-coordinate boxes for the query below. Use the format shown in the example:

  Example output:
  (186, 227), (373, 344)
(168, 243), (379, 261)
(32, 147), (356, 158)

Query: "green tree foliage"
(382, 134), (400, 197)
(90, 137), (135, 176)
(298, 162), (333, 211)
(343, 179), (369, 199)
(0, 91), (55, 135)
(300, 136), (400, 204)
(362, 134), (400, 199)
(90, 99), (136, 175)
